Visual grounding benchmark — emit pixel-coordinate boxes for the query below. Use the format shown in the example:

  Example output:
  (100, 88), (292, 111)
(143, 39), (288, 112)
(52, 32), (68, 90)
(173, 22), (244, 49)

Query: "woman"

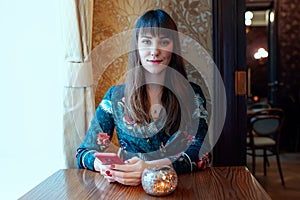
(77, 9), (209, 186)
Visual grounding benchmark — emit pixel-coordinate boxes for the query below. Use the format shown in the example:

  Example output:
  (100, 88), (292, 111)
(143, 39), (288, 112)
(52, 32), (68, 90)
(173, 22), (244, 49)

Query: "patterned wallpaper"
(245, 0), (300, 98)
(92, 0), (212, 106)
(278, 0), (300, 103)
(277, 0), (300, 151)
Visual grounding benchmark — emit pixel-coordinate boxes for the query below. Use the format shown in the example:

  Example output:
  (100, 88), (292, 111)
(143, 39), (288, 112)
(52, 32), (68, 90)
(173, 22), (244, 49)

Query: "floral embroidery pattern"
(97, 132), (111, 150)
(196, 152), (211, 170)
(192, 94), (209, 122)
(117, 97), (136, 129)
(159, 142), (167, 153)
(99, 99), (113, 114)
(119, 139), (128, 150)
(184, 131), (196, 144)
(123, 115), (135, 125)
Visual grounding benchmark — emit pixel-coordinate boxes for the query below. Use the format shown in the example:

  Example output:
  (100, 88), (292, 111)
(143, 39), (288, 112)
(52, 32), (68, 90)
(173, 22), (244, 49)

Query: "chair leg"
(266, 156), (270, 167)
(263, 149), (267, 176)
(275, 153), (285, 186)
(252, 149), (256, 176)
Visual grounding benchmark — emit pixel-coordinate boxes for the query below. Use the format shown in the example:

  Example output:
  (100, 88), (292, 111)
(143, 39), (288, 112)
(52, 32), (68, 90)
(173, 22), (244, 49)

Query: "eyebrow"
(140, 35), (171, 39)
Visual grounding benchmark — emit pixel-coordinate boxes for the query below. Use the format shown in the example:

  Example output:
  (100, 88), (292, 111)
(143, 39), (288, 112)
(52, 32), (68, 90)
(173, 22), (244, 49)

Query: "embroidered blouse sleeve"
(76, 86), (116, 171)
(168, 84), (210, 174)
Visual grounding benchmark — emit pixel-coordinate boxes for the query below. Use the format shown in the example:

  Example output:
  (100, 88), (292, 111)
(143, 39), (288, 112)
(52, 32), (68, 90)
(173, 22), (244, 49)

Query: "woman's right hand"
(94, 158), (116, 183)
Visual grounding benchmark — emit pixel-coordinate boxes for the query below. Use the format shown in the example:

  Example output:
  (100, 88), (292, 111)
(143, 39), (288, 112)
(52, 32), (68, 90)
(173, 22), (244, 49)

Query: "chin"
(145, 68), (166, 75)
(143, 64), (167, 74)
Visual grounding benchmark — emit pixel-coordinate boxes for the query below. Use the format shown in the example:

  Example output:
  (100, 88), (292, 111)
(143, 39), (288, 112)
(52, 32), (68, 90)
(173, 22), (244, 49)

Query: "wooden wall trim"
(212, 0), (247, 166)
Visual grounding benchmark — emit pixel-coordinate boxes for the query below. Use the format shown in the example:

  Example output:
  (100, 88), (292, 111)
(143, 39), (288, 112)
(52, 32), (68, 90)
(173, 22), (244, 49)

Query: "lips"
(147, 59), (163, 64)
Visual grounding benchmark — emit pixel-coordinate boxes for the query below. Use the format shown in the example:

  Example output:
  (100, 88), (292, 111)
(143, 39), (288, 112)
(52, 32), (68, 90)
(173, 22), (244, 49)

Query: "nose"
(151, 48), (160, 57)
(150, 43), (160, 57)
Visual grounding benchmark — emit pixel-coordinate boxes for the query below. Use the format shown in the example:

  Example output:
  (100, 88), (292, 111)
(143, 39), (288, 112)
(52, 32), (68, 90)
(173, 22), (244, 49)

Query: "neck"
(144, 69), (165, 106)
(147, 84), (163, 92)
(144, 69), (166, 86)
(146, 84), (163, 104)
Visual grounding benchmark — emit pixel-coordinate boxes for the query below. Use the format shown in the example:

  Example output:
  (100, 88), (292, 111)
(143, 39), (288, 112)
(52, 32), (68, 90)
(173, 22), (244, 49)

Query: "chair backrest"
(251, 115), (281, 137)
(254, 107), (285, 118)
(248, 102), (271, 113)
(249, 108), (285, 142)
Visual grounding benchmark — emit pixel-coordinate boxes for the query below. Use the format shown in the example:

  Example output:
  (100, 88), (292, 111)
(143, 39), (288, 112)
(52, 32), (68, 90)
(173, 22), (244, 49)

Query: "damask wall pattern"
(277, 0), (300, 151)
(92, 0), (212, 106)
(278, 0), (300, 102)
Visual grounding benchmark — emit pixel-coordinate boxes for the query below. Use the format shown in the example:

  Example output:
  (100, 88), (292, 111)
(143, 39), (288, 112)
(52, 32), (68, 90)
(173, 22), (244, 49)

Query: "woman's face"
(138, 32), (173, 74)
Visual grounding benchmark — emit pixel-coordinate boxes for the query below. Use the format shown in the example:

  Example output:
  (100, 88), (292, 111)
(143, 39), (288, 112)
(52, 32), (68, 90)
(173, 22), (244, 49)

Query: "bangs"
(135, 9), (178, 39)
(139, 27), (174, 39)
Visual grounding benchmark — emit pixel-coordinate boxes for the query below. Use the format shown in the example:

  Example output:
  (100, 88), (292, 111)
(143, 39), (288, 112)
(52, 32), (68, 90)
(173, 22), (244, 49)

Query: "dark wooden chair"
(248, 102), (271, 112)
(247, 108), (285, 186)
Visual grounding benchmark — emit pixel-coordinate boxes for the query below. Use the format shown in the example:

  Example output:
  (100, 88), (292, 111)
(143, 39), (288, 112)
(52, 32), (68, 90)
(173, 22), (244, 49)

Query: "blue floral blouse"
(77, 82), (210, 174)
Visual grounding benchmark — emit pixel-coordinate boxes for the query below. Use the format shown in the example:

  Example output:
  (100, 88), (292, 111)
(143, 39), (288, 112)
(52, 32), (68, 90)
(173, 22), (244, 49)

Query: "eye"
(160, 39), (171, 47)
(141, 39), (151, 45)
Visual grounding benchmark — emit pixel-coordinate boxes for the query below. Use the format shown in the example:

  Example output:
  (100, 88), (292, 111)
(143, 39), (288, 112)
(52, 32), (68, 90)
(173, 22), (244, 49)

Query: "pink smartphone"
(94, 152), (124, 165)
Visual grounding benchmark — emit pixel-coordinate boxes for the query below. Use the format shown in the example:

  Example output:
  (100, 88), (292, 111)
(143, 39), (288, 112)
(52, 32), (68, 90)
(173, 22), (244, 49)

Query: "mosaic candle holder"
(141, 165), (178, 196)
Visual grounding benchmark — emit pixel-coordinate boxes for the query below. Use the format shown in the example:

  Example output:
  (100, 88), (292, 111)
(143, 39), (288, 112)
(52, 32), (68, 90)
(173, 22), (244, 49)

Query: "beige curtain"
(62, 0), (94, 168)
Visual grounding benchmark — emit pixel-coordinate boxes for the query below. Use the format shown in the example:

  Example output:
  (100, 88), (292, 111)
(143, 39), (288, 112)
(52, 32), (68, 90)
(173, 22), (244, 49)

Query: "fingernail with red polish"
(105, 170), (111, 176)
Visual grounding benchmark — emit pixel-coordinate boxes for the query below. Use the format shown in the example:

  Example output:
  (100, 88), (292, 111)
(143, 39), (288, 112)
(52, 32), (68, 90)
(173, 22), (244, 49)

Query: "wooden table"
(20, 167), (271, 200)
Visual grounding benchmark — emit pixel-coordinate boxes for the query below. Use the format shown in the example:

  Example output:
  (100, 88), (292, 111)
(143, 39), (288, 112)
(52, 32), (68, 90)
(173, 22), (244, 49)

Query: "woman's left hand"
(108, 157), (148, 186)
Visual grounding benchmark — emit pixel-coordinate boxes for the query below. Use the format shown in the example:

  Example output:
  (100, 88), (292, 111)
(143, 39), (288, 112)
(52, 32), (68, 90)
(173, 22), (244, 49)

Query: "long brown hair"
(124, 9), (192, 134)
